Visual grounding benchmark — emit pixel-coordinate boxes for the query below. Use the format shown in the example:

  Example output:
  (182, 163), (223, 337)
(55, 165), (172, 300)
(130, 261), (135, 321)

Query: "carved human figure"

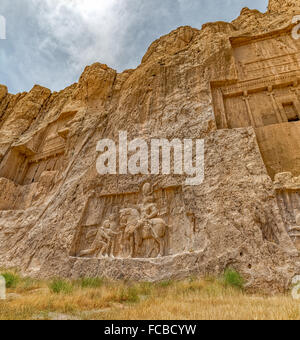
(103, 211), (120, 257)
(119, 208), (140, 258)
(119, 183), (168, 258)
(139, 183), (159, 222)
(289, 213), (300, 234)
(79, 213), (118, 258)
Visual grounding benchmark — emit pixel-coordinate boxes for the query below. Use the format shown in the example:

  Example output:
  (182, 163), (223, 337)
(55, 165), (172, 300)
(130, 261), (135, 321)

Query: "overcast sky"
(0, 0), (268, 94)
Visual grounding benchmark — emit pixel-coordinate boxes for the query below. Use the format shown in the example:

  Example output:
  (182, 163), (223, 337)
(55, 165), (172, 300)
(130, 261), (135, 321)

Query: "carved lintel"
(13, 144), (36, 157)
(28, 145), (65, 163)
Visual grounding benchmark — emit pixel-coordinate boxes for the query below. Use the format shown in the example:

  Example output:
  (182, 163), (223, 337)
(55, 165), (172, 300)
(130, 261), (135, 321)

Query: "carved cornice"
(213, 71), (300, 98)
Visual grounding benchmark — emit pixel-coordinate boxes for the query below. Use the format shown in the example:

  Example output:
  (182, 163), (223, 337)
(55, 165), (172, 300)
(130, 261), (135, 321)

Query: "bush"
(78, 277), (103, 289)
(157, 280), (173, 288)
(138, 282), (153, 296)
(1, 272), (20, 288)
(49, 279), (73, 294)
(119, 286), (140, 303)
(223, 268), (244, 290)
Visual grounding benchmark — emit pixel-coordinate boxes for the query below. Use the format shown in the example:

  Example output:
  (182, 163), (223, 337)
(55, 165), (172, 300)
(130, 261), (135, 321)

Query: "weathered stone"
(0, 0), (299, 293)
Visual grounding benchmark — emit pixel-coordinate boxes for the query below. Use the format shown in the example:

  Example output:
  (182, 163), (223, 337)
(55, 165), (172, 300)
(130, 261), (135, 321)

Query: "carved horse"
(119, 208), (168, 258)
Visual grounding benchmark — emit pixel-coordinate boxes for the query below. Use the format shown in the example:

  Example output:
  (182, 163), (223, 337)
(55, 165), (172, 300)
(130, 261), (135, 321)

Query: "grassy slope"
(0, 269), (299, 320)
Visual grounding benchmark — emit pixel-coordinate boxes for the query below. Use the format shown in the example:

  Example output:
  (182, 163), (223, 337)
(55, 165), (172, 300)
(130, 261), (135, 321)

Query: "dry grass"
(0, 269), (299, 320)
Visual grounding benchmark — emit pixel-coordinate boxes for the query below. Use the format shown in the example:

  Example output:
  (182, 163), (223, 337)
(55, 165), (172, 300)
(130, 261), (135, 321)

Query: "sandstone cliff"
(0, 0), (300, 292)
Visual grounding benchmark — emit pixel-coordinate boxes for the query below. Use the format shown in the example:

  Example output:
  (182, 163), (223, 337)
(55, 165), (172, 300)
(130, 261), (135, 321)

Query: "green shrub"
(119, 286), (140, 303)
(223, 268), (244, 290)
(78, 277), (103, 289)
(138, 282), (153, 296)
(49, 279), (73, 294)
(1, 272), (20, 288)
(157, 280), (173, 288)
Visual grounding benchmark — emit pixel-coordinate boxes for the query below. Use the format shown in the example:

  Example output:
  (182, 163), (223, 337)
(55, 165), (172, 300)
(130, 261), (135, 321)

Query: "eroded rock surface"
(0, 0), (300, 292)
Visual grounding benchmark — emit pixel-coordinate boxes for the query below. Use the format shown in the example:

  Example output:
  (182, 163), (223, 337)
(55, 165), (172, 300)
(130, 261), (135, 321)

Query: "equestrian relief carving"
(72, 183), (191, 259)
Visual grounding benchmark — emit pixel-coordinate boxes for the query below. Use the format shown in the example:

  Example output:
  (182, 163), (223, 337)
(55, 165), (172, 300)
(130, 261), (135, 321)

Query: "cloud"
(0, 0), (268, 94)
(33, 0), (124, 69)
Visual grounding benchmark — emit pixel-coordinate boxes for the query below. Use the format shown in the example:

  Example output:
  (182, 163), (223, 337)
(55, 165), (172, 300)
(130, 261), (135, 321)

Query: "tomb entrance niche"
(210, 27), (300, 179)
(211, 27), (300, 130)
(0, 111), (74, 186)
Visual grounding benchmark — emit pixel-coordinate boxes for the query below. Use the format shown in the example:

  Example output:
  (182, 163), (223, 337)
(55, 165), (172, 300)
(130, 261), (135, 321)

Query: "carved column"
(296, 191), (300, 210)
(268, 86), (288, 123)
(267, 86), (286, 124)
(216, 89), (228, 129)
(290, 80), (300, 119)
(242, 91), (256, 127)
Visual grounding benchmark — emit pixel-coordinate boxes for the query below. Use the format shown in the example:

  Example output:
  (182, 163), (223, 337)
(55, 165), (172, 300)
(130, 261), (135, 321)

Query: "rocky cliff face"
(268, 0), (300, 13)
(0, 0), (299, 292)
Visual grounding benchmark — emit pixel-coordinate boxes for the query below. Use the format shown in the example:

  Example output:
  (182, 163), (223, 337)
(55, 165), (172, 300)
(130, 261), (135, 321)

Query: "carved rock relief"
(0, 111), (75, 210)
(233, 34), (300, 81)
(274, 172), (300, 250)
(211, 26), (300, 179)
(212, 27), (300, 131)
(70, 183), (195, 259)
